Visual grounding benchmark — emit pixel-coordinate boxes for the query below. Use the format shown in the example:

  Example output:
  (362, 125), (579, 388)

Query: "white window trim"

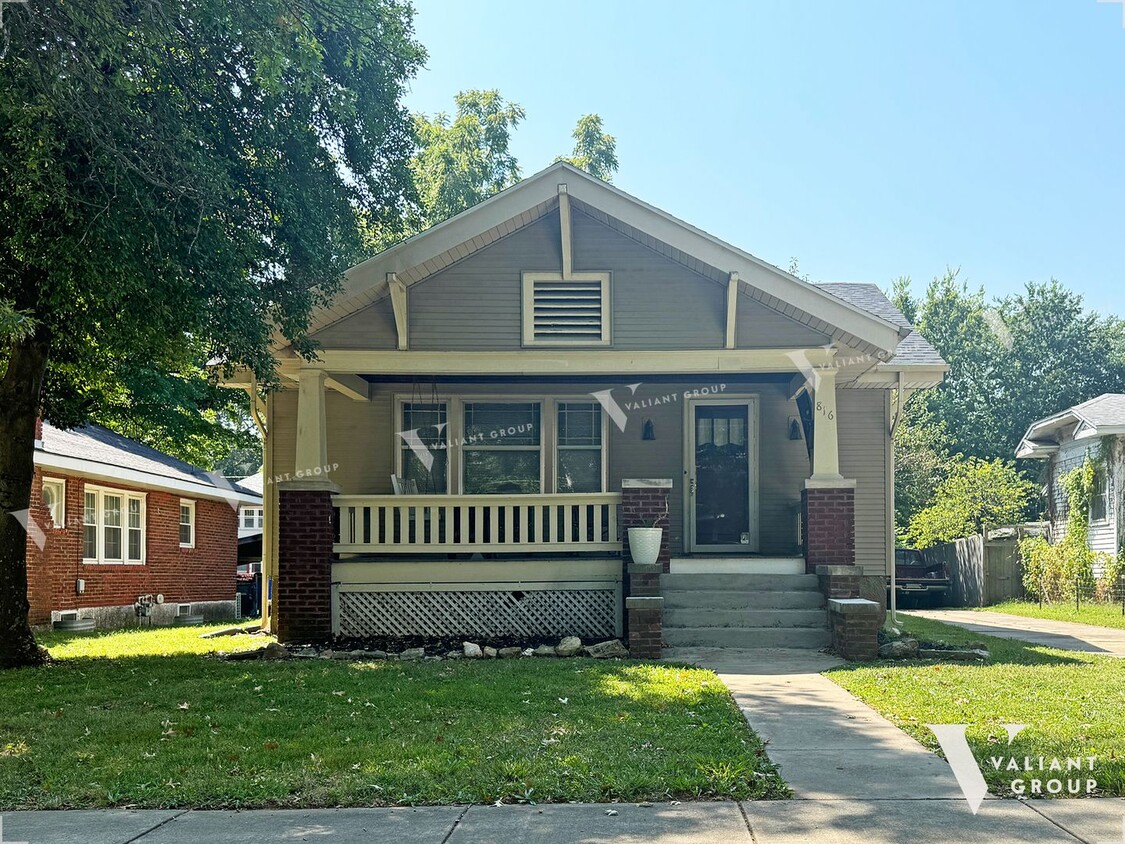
(179, 499), (196, 548)
(461, 399), (545, 495)
(394, 393), (611, 495)
(553, 400), (608, 494)
(521, 271), (611, 347)
(394, 397), (452, 494)
(82, 484), (146, 566)
(42, 477), (66, 528)
(1090, 466), (1111, 526)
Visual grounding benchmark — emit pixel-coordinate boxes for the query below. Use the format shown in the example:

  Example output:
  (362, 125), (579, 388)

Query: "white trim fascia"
(34, 452), (261, 506)
(308, 162), (905, 356)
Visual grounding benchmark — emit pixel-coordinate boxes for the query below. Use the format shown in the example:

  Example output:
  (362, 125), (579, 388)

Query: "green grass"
(827, 616), (1125, 798)
(983, 600), (1125, 631)
(0, 623), (785, 809)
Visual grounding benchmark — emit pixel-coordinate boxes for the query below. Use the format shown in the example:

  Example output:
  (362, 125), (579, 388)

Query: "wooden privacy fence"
(922, 524), (1048, 607)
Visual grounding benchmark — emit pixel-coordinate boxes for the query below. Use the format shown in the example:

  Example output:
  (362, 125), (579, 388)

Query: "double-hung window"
(399, 402), (449, 493)
(1091, 466), (1109, 523)
(556, 402), (605, 493)
(179, 500), (196, 548)
(83, 486), (145, 564)
(242, 508), (264, 529)
(41, 478), (65, 527)
(462, 402), (542, 494)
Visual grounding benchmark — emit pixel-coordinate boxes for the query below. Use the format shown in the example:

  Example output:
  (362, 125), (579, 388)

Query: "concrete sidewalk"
(5, 800), (1124, 843)
(909, 608), (1125, 656)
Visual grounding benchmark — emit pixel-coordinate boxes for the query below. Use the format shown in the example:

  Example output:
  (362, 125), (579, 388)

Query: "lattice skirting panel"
(336, 586), (621, 639)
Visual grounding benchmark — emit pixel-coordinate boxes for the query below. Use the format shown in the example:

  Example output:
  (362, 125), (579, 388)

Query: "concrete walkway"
(5, 800), (1125, 844)
(909, 608), (1125, 656)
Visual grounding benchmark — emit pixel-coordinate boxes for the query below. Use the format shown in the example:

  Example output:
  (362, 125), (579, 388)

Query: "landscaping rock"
(556, 636), (582, 657)
(483, 646), (498, 659)
(295, 647), (319, 658)
(918, 648), (989, 662)
(877, 638), (919, 659)
(319, 650), (336, 659)
(533, 644), (557, 658)
(584, 639), (629, 659)
(200, 626), (244, 638)
(223, 648), (263, 661)
(463, 642), (483, 659)
(444, 650), (463, 660)
(399, 647), (425, 662)
(260, 642), (289, 661)
(498, 647), (522, 659)
(968, 641), (988, 652)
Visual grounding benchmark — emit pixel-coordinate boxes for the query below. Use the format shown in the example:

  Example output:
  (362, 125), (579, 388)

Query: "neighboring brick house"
(26, 419), (262, 628)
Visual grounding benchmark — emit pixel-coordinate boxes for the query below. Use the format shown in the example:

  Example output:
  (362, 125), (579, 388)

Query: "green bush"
(905, 457), (1034, 549)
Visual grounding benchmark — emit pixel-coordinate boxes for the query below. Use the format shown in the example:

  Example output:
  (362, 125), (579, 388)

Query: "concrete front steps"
(660, 572), (830, 649)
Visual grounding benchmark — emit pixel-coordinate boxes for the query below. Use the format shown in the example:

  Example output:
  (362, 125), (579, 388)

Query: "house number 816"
(815, 401), (835, 421)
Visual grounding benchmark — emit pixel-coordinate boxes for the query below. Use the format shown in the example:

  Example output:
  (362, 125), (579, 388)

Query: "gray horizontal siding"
(308, 208), (834, 354)
(838, 389), (889, 576)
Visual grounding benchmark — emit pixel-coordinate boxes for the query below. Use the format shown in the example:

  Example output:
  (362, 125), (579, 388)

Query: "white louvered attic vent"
(522, 272), (610, 346)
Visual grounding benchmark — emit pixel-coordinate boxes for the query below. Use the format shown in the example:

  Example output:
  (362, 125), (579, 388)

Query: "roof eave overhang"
(849, 363), (950, 390)
(35, 452), (263, 506)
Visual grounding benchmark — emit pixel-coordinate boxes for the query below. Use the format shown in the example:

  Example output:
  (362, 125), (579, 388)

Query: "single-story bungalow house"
(1017, 393), (1125, 558)
(26, 419), (262, 628)
(233, 162), (946, 654)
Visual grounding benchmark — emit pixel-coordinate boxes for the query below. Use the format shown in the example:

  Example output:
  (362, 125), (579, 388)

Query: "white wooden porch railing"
(333, 493), (622, 554)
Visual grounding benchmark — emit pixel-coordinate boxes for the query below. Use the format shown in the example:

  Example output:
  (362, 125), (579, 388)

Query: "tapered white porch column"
(295, 369), (329, 481)
(810, 367), (842, 481)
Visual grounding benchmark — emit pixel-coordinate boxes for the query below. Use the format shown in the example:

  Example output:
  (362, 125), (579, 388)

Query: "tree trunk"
(0, 332), (50, 668)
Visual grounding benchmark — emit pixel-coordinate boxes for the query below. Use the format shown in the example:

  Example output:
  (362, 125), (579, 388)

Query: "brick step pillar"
(621, 479), (671, 658)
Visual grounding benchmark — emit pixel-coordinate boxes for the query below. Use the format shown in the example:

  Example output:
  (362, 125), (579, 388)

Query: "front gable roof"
(306, 162), (913, 361)
(1016, 393), (1125, 459)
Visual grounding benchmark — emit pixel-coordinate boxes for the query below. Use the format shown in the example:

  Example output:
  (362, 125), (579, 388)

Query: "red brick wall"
(802, 486), (856, 574)
(25, 468), (238, 624)
(275, 488), (335, 643)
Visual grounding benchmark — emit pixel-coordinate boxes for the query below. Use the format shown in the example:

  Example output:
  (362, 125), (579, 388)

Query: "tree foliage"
(0, 0), (424, 666)
(411, 90), (526, 229)
(555, 114), (618, 181)
(905, 457), (1035, 548)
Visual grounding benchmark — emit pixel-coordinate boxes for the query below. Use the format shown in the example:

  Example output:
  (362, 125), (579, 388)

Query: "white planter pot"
(628, 527), (663, 566)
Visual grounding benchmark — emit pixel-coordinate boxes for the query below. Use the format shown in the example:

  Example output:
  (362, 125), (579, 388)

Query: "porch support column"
(810, 367), (841, 481)
(621, 479), (671, 659)
(277, 369), (340, 643)
(295, 369), (330, 482)
(803, 367), (857, 574)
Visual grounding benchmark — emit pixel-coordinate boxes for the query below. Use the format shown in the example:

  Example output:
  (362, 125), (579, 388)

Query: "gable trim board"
(303, 162), (906, 358)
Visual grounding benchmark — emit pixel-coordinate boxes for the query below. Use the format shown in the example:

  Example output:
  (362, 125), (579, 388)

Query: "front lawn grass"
(827, 616), (1125, 797)
(0, 623), (785, 809)
(983, 600), (1125, 631)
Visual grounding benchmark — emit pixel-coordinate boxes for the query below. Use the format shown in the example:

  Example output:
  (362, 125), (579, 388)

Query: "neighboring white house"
(236, 471), (265, 540)
(1017, 393), (1125, 559)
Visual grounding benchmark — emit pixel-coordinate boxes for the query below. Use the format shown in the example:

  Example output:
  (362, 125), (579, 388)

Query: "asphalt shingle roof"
(1069, 394), (1125, 428)
(39, 422), (261, 499)
(815, 283), (945, 367)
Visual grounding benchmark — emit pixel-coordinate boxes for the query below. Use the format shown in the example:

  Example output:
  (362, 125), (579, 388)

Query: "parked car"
(889, 548), (950, 607)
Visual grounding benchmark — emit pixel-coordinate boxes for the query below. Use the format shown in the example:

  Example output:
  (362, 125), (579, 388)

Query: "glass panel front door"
(692, 403), (752, 550)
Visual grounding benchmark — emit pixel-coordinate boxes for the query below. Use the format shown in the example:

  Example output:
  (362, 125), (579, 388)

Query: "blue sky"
(405, 0), (1125, 315)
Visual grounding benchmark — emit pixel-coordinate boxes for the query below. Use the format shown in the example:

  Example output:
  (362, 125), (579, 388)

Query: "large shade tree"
(0, 0), (424, 667)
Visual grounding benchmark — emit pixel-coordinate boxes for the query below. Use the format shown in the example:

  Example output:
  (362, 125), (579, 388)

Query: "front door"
(687, 399), (757, 552)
